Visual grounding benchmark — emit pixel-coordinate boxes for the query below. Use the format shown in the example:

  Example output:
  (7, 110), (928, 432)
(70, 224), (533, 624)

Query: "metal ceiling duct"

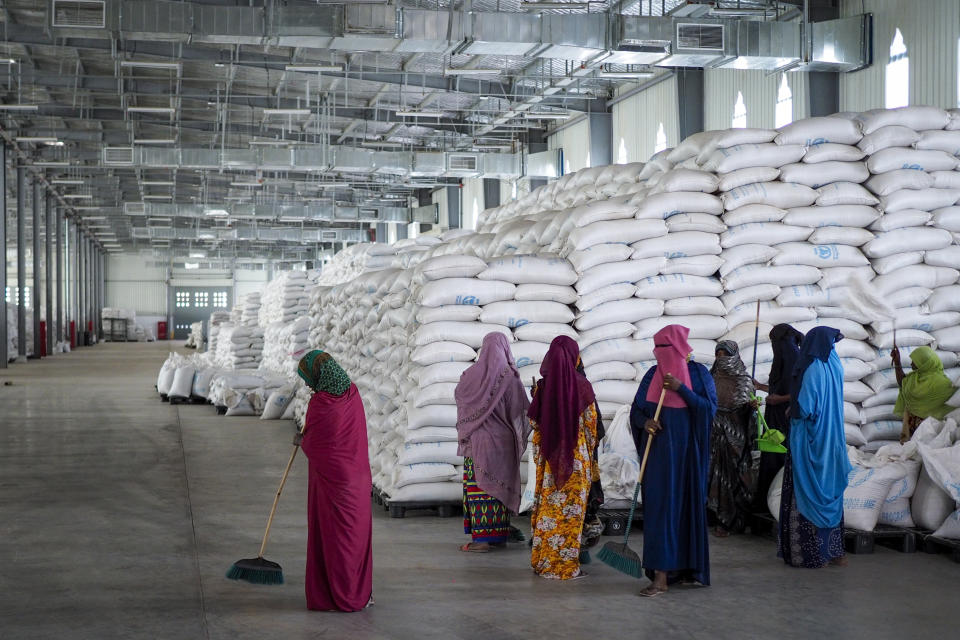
(58, 2), (869, 74)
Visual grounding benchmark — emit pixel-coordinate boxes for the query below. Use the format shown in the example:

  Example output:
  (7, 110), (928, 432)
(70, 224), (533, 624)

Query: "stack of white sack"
(259, 316), (312, 376)
(206, 311), (231, 354)
(205, 369), (287, 416)
(239, 292), (262, 326)
(5, 306), (34, 359)
(315, 243), (394, 285)
(258, 270), (312, 326)
(156, 352), (186, 397)
(214, 324), (264, 370)
(912, 418), (960, 538)
(102, 307), (137, 341)
(185, 322), (203, 349)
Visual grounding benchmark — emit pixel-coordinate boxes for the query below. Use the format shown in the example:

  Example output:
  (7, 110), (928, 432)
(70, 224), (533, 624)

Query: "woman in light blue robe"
(778, 326), (852, 568)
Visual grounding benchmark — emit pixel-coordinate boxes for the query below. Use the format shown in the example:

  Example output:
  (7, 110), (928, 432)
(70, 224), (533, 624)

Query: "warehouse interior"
(3, 0), (960, 638)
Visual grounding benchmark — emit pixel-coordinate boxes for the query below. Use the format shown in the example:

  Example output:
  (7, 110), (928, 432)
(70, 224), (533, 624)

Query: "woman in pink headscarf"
(629, 325), (717, 597)
(455, 332), (531, 552)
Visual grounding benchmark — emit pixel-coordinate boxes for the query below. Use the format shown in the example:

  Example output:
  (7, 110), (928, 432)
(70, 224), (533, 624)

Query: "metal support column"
(0, 144), (6, 368)
(587, 110), (613, 168)
(32, 178), (41, 357)
(77, 224), (84, 345)
(45, 195), (53, 355)
(55, 206), (62, 344)
(676, 68), (705, 142)
(445, 186), (461, 229)
(16, 166), (26, 361)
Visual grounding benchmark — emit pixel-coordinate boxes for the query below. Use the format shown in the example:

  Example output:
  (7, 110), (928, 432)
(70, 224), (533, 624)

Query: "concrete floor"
(1, 342), (958, 640)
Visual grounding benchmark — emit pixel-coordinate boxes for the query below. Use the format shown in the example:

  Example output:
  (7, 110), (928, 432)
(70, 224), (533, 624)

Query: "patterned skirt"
(463, 458), (510, 544)
(777, 453), (845, 568)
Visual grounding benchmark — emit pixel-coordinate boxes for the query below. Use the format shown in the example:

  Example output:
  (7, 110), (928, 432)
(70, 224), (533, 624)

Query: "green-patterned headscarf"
(297, 350), (351, 396)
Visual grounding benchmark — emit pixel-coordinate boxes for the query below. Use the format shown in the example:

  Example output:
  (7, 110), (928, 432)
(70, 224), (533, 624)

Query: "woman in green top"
(892, 346), (955, 443)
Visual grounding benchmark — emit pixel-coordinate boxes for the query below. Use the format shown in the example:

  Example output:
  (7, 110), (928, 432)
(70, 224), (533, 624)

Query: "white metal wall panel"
(431, 187), (449, 228)
(461, 177), (484, 231)
(548, 117), (591, 174)
(704, 69), (809, 131)
(611, 75), (680, 163)
(105, 281), (167, 315)
(840, 0), (960, 111)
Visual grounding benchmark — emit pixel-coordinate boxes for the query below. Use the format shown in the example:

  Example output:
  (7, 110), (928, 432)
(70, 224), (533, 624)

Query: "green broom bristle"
(597, 542), (645, 579)
(226, 557), (284, 585)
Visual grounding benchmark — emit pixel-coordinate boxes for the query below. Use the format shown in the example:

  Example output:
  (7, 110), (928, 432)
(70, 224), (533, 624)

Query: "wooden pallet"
(844, 524), (917, 554)
(916, 531), (960, 562)
(384, 500), (461, 519)
(598, 507), (643, 537)
(215, 405), (227, 415)
(169, 396), (208, 406)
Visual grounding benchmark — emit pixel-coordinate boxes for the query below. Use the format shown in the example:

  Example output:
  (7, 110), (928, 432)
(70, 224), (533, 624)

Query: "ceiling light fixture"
(63, 194), (93, 200)
(143, 195), (171, 200)
(120, 61), (181, 70)
(141, 180), (175, 186)
(0, 104), (39, 111)
(360, 141), (403, 148)
(126, 106), (176, 114)
(285, 64), (343, 72)
(444, 68), (502, 76)
(34, 161), (70, 167)
(16, 136), (58, 143)
(522, 111), (571, 120)
(395, 110), (444, 117)
(521, 1), (589, 9)
(263, 108), (311, 117)
(0, 58), (17, 64)
(205, 208), (230, 217)
(230, 181), (263, 187)
(133, 138), (176, 145)
(79, 215), (107, 220)
(51, 178), (84, 185)
(249, 140), (293, 146)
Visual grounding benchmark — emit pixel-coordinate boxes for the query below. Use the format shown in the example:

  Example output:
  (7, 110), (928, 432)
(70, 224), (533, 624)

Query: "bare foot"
(714, 526), (730, 538)
(639, 584), (667, 597)
(459, 542), (491, 553)
(829, 556), (848, 567)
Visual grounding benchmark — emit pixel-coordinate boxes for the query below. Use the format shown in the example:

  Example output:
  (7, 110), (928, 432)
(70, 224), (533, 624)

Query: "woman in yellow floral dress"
(528, 336), (599, 580)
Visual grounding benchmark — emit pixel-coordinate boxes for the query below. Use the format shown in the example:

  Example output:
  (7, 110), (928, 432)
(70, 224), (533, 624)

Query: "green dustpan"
(754, 396), (787, 454)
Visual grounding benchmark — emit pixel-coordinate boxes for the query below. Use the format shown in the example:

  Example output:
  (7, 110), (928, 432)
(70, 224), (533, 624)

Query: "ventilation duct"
(62, 3), (870, 74)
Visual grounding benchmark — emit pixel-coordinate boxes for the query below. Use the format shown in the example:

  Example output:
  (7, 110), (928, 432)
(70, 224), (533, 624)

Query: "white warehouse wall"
(548, 116), (591, 174)
(105, 254), (167, 316)
(704, 69), (809, 131)
(840, 0), (960, 112)
(611, 74), (680, 163)
(461, 178), (484, 231)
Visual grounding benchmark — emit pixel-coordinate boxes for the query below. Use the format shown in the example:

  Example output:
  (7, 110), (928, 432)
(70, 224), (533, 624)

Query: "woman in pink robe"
(296, 350), (374, 612)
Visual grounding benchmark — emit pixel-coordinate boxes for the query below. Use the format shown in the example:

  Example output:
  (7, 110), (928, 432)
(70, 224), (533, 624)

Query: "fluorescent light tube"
(396, 110), (444, 117)
(51, 179), (84, 185)
(205, 209), (229, 217)
(230, 181), (263, 187)
(143, 195), (171, 200)
(141, 180), (175, 186)
(120, 61), (181, 70)
(0, 58), (16, 64)
(189, 251), (207, 258)
(80, 215), (107, 220)
(184, 263), (200, 269)
(0, 104), (39, 110)
(134, 138), (176, 144)
(34, 161), (70, 167)
(249, 140), (292, 146)
(127, 107), (176, 114)
(263, 108), (310, 117)
(361, 141), (403, 148)
(522, 112), (571, 120)
(63, 194), (93, 199)
(285, 65), (343, 72)
(16, 136), (58, 143)
(444, 68), (502, 76)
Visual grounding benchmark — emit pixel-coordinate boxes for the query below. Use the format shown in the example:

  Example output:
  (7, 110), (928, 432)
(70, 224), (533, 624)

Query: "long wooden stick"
(638, 388), (667, 482)
(257, 422), (306, 558)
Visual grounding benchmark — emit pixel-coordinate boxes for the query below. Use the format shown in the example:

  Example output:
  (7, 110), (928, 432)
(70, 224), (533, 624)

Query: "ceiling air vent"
(359, 207), (380, 220)
(52, 1), (106, 29)
(103, 147), (134, 166)
(320, 231), (339, 242)
(124, 202), (146, 216)
(447, 154), (478, 172)
(677, 23), (724, 51)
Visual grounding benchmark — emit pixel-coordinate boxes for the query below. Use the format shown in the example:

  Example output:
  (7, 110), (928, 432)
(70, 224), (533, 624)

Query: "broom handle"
(751, 299), (760, 381)
(258, 423), (306, 558)
(622, 388), (667, 544)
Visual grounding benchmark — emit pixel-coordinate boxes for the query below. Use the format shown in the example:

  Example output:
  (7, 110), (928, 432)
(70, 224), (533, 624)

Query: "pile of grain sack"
(288, 105), (960, 533)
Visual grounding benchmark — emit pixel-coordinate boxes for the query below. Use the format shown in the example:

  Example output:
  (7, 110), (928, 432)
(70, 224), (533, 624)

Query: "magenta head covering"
(527, 335), (596, 488)
(455, 332), (519, 432)
(647, 324), (693, 408)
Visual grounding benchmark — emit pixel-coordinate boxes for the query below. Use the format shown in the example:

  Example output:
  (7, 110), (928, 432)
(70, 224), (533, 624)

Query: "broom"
(226, 423), (305, 585)
(597, 388), (667, 578)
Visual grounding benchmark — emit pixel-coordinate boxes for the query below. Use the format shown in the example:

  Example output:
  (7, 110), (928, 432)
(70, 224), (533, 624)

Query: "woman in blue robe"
(630, 325), (717, 597)
(778, 326), (852, 568)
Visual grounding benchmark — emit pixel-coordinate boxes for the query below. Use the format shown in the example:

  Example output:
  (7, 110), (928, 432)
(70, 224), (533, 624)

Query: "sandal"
(639, 585), (667, 598)
(459, 542), (490, 553)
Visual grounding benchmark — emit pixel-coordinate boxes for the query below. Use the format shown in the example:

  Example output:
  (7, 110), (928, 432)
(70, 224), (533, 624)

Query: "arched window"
(886, 29), (909, 109)
(732, 91), (747, 128)
(654, 122), (667, 153)
(617, 137), (628, 164)
(775, 74), (793, 128)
